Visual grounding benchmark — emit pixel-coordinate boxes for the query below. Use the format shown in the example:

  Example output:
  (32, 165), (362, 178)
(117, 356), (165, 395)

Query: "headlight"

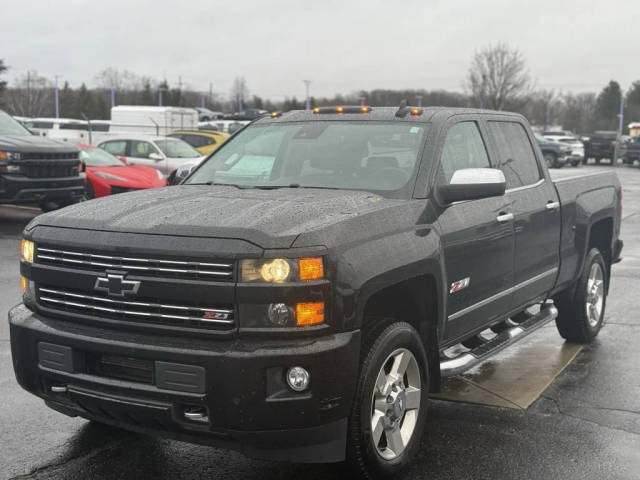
(240, 257), (324, 283)
(94, 171), (127, 182)
(0, 151), (22, 161)
(21, 239), (35, 263)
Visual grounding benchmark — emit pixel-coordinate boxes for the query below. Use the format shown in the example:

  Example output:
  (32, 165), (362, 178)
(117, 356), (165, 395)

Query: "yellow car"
(167, 130), (229, 156)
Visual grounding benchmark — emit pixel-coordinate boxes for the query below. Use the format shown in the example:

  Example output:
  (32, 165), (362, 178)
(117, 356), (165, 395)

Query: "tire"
(554, 248), (607, 342)
(595, 157), (601, 164)
(83, 182), (95, 200)
(582, 157), (588, 165)
(543, 153), (557, 169)
(346, 320), (429, 479)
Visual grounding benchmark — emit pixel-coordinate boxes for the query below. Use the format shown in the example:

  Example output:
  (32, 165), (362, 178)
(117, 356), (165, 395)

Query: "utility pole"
(54, 75), (60, 118)
(110, 86), (116, 109)
(358, 96), (365, 106)
(303, 80), (312, 110)
(209, 82), (213, 107)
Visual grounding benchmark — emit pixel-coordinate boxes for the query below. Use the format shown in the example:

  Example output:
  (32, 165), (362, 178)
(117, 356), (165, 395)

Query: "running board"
(440, 303), (558, 377)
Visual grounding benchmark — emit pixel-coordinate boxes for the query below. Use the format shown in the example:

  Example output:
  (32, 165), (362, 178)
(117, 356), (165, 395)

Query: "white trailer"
(109, 106), (199, 136)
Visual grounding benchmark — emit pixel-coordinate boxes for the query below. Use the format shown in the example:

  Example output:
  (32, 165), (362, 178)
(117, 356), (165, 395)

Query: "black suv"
(0, 110), (84, 210)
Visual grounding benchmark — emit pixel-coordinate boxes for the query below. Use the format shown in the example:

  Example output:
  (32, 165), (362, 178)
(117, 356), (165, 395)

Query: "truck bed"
(550, 168), (621, 293)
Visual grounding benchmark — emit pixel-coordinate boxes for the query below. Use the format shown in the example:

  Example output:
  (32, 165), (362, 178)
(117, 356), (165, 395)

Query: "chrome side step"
(440, 303), (558, 377)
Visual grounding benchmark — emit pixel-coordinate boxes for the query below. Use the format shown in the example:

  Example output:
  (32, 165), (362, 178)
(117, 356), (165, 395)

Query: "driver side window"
(440, 122), (490, 183)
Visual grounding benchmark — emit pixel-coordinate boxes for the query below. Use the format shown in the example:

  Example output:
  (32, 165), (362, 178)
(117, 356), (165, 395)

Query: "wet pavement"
(1, 164), (639, 479)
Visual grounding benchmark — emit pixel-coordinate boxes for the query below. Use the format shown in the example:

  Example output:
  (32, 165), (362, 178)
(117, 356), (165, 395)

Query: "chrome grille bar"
(38, 287), (234, 325)
(36, 248), (234, 279)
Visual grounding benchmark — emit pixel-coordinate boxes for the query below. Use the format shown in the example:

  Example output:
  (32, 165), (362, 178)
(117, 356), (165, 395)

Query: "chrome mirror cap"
(450, 168), (506, 185)
(437, 168), (506, 204)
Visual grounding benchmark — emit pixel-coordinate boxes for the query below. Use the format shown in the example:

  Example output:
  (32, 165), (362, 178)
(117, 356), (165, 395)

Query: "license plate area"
(86, 353), (154, 384)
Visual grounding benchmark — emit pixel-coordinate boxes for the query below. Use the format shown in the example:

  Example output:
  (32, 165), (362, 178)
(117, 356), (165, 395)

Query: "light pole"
(303, 80), (312, 110)
(54, 75), (60, 118)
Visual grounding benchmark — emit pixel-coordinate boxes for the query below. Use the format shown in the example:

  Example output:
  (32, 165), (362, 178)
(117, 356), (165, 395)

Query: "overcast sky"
(1, 0), (638, 100)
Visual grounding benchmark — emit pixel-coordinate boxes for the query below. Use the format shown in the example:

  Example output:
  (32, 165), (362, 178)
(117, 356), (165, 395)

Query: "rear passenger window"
(439, 122), (490, 183)
(487, 121), (541, 189)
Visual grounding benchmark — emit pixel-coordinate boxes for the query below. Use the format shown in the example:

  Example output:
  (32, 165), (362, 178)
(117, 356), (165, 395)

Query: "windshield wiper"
(251, 183), (301, 190)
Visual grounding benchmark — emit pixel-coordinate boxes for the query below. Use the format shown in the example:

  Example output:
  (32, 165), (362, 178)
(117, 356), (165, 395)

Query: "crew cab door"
(486, 120), (561, 309)
(435, 120), (515, 342)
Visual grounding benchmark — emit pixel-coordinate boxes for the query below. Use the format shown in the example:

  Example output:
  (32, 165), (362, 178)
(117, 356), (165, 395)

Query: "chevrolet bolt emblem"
(94, 271), (141, 297)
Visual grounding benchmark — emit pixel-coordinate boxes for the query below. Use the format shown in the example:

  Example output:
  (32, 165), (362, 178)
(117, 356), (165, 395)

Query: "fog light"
(268, 303), (292, 326)
(286, 366), (310, 392)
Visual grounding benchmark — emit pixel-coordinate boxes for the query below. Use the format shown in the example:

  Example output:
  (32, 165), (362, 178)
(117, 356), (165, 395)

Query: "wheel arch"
(355, 264), (444, 393)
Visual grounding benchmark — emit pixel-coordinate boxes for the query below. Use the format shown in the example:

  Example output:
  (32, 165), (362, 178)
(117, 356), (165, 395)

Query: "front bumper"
(0, 175), (84, 204)
(9, 304), (360, 462)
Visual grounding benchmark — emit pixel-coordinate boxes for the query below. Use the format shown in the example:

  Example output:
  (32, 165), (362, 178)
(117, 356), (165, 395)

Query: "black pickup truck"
(10, 106), (623, 479)
(0, 110), (84, 210)
(584, 130), (618, 164)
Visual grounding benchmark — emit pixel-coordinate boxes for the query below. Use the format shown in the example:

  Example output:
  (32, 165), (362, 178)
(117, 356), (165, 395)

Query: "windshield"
(80, 148), (123, 167)
(155, 139), (201, 158)
(0, 110), (32, 136)
(186, 121), (427, 192)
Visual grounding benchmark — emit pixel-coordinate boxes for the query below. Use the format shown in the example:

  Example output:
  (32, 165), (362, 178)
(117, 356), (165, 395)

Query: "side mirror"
(118, 156), (128, 165)
(149, 152), (164, 161)
(436, 168), (506, 204)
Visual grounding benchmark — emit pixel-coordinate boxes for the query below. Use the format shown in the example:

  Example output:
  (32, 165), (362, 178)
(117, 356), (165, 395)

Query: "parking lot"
(1, 164), (639, 480)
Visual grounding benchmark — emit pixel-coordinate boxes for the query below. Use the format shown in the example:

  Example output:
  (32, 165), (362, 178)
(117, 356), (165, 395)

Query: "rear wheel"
(554, 248), (607, 342)
(347, 321), (429, 479)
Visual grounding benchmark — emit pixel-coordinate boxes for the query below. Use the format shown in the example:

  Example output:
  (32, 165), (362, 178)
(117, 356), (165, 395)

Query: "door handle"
(546, 201), (560, 212)
(496, 212), (514, 223)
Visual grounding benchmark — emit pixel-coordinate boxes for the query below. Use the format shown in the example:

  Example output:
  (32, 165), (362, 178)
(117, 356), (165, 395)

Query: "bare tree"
(94, 68), (139, 90)
(466, 43), (532, 110)
(5, 71), (52, 117)
(230, 77), (249, 111)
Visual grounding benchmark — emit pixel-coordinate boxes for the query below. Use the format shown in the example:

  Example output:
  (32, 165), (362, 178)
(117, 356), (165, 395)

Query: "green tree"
(0, 59), (7, 105)
(624, 81), (640, 133)
(594, 80), (622, 130)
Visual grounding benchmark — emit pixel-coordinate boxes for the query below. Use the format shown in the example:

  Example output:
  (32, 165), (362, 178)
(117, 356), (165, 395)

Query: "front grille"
(36, 247), (235, 282)
(21, 162), (79, 178)
(37, 285), (235, 330)
(22, 152), (79, 161)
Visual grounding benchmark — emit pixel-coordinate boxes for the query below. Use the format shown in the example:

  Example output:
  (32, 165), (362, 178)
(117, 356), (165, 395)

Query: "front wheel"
(347, 321), (429, 479)
(554, 248), (607, 342)
(544, 153), (557, 168)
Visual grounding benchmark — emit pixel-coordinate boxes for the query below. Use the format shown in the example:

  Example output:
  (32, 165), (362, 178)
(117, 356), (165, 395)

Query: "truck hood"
(27, 185), (416, 249)
(0, 134), (79, 153)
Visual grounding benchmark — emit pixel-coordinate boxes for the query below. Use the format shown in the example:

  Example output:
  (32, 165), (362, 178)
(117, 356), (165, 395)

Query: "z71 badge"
(450, 277), (470, 294)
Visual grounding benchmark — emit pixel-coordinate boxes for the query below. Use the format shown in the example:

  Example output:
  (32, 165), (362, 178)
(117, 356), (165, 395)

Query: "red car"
(77, 143), (167, 198)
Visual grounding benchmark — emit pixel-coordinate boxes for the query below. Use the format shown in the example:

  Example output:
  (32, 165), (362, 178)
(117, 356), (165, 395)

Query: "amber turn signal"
(296, 302), (325, 326)
(20, 275), (27, 293)
(298, 257), (324, 281)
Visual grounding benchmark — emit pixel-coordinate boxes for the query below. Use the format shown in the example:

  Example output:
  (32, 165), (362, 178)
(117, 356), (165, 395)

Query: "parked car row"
(2, 109), (238, 212)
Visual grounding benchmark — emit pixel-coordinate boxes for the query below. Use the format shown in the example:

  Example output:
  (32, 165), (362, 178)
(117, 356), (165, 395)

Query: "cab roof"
(253, 106), (520, 125)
